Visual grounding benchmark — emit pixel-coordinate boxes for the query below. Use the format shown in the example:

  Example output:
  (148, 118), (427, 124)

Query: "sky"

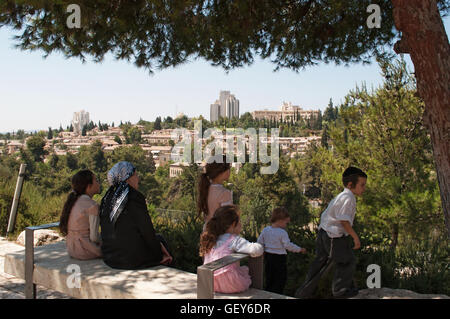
(0, 15), (449, 133)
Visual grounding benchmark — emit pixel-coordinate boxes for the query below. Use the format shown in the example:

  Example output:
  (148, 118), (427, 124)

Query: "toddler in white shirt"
(258, 207), (306, 294)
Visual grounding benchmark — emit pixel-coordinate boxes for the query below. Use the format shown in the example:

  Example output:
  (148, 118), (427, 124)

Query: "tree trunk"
(392, 0), (450, 237)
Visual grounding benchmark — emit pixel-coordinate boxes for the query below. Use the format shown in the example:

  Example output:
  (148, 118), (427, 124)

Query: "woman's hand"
(160, 243), (173, 265)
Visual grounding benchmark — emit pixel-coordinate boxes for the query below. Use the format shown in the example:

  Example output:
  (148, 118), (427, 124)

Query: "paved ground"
(0, 237), (72, 299)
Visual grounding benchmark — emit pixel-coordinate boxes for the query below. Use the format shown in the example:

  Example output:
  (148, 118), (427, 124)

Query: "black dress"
(99, 186), (163, 269)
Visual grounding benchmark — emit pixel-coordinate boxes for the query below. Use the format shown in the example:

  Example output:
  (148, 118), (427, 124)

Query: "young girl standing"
(197, 155), (233, 228)
(199, 205), (263, 294)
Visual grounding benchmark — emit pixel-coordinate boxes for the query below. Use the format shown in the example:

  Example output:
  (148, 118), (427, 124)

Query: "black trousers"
(264, 252), (287, 294)
(295, 229), (355, 298)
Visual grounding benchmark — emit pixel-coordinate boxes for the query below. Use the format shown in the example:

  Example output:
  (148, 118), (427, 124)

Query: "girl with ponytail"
(60, 169), (102, 260)
(199, 205), (263, 294)
(197, 155), (233, 228)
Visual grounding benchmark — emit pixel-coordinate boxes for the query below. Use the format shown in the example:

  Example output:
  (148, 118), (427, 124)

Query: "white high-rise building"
(210, 103), (221, 122)
(226, 95), (239, 118)
(72, 110), (90, 135)
(219, 91), (230, 118)
(210, 91), (240, 121)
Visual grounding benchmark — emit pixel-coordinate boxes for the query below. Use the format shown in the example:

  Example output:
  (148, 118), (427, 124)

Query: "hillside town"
(1, 97), (322, 178)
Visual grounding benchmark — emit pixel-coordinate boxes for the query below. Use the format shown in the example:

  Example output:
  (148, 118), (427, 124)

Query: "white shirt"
(257, 226), (302, 255)
(215, 233), (264, 257)
(319, 188), (357, 238)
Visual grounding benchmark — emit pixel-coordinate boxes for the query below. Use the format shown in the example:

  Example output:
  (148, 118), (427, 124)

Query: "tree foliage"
(0, 0), (401, 73)
(26, 135), (47, 162)
(292, 58), (444, 248)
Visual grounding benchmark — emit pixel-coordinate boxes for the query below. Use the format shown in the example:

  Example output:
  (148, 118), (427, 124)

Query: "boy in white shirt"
(295, 167), (367, 299)
(258, 207), (306, 294)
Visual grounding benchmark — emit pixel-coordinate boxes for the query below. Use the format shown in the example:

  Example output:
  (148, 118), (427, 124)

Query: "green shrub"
(355, 236), (449, 295)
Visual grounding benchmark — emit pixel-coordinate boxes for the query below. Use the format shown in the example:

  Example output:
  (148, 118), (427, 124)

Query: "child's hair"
(270, 207), (290, 223)
(342, 166), (367, 188)
(197, 155), (231, 218)
(59, 170), (95, 236)
(199, 205), (240, 257)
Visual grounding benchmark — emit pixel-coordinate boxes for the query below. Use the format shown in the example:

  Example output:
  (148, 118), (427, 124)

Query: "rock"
(353, 287), (449, 299)
(16, 230), (64, 247)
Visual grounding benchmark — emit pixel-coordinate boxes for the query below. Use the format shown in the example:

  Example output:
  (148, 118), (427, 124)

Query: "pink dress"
(66, 195), (102, 260)
(204, 184), (233, 229)
(204, 234), (252, 293)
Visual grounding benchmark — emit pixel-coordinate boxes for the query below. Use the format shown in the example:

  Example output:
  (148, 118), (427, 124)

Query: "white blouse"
(215, 233), (264, 257)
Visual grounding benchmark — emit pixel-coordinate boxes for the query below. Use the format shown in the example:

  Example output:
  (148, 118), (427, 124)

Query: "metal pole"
(6, 163), (27, 235)
(25, 227), (36, 299)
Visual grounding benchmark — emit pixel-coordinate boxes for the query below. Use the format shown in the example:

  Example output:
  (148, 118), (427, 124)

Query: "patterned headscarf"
(106, 161), (136, 225)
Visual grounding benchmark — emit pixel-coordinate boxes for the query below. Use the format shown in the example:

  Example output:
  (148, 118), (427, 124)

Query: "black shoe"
(333, 288), (359, 299)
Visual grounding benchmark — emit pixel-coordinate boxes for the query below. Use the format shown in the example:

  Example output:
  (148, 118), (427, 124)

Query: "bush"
(355, 236), (449, 295)
(152, 208), (203, 273)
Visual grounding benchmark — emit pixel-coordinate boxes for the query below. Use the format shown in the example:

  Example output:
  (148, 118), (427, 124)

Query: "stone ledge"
(353, 288), (449, 299)
(4, 241), (292, 299)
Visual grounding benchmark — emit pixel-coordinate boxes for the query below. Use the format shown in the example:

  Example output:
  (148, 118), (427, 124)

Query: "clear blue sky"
(1, 16), (449, 133)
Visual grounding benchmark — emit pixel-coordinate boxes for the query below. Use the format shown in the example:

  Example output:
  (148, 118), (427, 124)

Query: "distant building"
(6, 141), (24, 155)
(210, 103), (221, 122)
(251, 101), (319, 122)
(210, 90), (240, 122)
(72, 110), (90, 136)
(169, 162), (190, 178)
(175, 112), (186, 119)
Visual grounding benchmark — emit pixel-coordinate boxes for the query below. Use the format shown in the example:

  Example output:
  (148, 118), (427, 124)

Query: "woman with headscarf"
(99, 161), (172, 269)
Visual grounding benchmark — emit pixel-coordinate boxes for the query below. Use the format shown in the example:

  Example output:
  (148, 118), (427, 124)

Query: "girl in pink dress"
(197, 155), (233, 229)
(200, 205), (263, 293)
(59, 170), (102, 260)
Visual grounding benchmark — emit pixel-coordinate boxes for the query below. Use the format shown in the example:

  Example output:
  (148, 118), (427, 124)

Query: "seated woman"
(59, 170), (102, 260)
(99, 161), (172, 269)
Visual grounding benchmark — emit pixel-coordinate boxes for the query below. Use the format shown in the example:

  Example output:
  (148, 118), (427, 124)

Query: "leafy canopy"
(0, 0), (406, 73)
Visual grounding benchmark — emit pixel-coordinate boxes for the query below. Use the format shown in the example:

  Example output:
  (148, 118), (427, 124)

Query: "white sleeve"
(231, 236), (264, 257)
(281, 231), (302, 253)
(89, 215), (101, 244)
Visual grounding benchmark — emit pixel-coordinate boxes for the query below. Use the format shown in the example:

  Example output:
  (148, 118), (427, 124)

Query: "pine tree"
(321, 124), (329, 149)
(3, 0), (449, 235)
(154, 117), (162, 130)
